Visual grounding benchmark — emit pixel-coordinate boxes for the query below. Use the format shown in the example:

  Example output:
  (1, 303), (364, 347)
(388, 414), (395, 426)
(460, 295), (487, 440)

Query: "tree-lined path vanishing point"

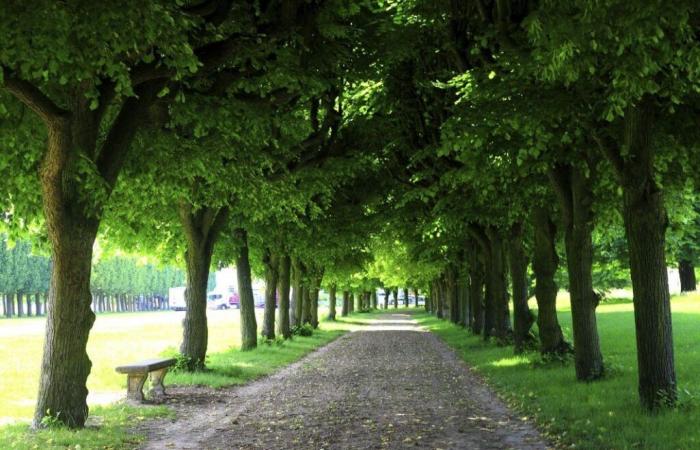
(139, 313), (548, 449)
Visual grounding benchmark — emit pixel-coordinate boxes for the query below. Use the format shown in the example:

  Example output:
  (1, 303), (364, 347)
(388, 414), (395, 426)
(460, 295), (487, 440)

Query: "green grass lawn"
(415, 292), (700, 450)
(0, 307), (376, 449)
(0, 308), (251, 422)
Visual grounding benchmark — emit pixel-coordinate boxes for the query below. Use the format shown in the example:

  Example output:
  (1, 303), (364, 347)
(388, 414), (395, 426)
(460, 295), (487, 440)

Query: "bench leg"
(126, 374), (147, 403)
(148, 367), (169, 399)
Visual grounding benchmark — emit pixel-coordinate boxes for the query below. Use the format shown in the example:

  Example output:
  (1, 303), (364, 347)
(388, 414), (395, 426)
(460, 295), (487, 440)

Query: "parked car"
(207, 293), (229, 309)
(169, 287), (186, 311)
(253, 291), (266, 308)
(228, 292), (240, 308)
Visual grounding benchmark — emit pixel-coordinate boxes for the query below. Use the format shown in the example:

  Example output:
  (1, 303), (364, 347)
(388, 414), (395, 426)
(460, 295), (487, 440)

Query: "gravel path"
(138, 313), (550, 449)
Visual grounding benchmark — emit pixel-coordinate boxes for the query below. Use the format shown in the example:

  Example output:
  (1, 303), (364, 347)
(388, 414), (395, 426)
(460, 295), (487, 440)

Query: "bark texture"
(341, 290), (349, 317)
(310, 273), (321, 328)
(277, 255), (291, 339)
(179, 204), (228, 370)
(236, 228), (257, 351)
(550, 163), (603, 380)
(509, 223), (535, 353)
(328, 285), (337, 320)
(619, 100), (676, 409)
(446, 268), (459, 324)
(301, 286), (311, 325)
(531, 206), (570, 356)
(262, 249), (279, 340)
(486, 229), (511, 342)
(679, 259), (696, 292)
(468, 250), (485, 335)
(290, 258), (301, 328)
(33, 221), (97, 428)
(435, 279), (444, 319)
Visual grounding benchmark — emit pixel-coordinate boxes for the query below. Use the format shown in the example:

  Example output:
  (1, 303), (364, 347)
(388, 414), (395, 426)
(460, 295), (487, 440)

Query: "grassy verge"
(0, 311), (376, 449)
(0, 404), (172, 450)
(165, 314), (373, 387)
(414, 293), (700, 450)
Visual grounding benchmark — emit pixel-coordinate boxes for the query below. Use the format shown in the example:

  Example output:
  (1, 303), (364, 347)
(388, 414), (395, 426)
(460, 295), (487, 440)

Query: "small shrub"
(675, 387), (697, 411)
(39, 409), (64, 429)
(259, 335), (286, 346)
(160, 346), (205, 372)
(292, 323), (314, 336)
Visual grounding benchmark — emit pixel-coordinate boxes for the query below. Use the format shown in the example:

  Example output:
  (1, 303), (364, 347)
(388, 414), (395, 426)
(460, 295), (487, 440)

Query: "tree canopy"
(1, 0), (700, 427)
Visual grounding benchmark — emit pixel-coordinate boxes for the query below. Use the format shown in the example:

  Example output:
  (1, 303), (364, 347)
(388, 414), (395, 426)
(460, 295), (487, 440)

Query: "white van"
(169, 287), (186, 311)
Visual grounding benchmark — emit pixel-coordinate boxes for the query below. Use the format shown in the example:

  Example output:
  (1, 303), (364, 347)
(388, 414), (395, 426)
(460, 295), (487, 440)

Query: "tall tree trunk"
(33, 216), (98, 429)
(262, 248), (279, 340)
(486, 228), (511, 342)
(392, 288), (398, 309)
(446, 268), (459, 324)
(468, 249), (485, 335)
(348, 292), (355, 313)
(509, 222), (535, 353)
(341, 290), (349, 317)
(532, 206), (570, 356)
(427, 283), (434, 313)
(35, 293), (42, 316)
(277, 254), (291, 339)
(328, 284), (337, 320)
(435, 279), (444, 319)
(383, 288), (390, 309)
(468, 226), (496, 339)
(301, 285), (312, 325)
(679, 259), (696, 292)
(616, 100), (676, 409)
(310, 273), (321, 328)
(459, 276), (470, 327)
(290, 257), (301, 328)
(371, 290), (377, 309)
(414, 288), (420, 308)
(179, 204), (227, 370)
(17, 292), (24, 317)
(25, 293), (33, 316)
(550, 163), (604, 380)
(235, 228), (257, 351)
(403, 287), (409, 308)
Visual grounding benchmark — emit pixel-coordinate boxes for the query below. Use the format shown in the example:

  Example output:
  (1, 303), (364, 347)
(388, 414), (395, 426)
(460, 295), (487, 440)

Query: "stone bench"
(115, 358), (176, 402)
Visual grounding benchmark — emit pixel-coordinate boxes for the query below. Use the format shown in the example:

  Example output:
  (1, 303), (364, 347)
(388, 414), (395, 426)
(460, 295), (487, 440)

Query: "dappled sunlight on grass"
(415, 292), (700, 450)
(0, 403), (172, 449)
(0, 306), (374, 421)
(488, 356), (530, 368)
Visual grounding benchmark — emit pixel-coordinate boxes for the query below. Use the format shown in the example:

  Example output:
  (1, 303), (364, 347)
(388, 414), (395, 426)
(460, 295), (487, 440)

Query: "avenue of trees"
(0, 236), (186, 317)
(1, 0), (699, 429)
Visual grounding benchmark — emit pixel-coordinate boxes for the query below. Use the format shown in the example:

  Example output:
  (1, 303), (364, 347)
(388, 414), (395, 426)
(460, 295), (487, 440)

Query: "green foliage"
(0, 235), (50, 294)
(291, 323), (314, 337)
(91, 254), (184, 297)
